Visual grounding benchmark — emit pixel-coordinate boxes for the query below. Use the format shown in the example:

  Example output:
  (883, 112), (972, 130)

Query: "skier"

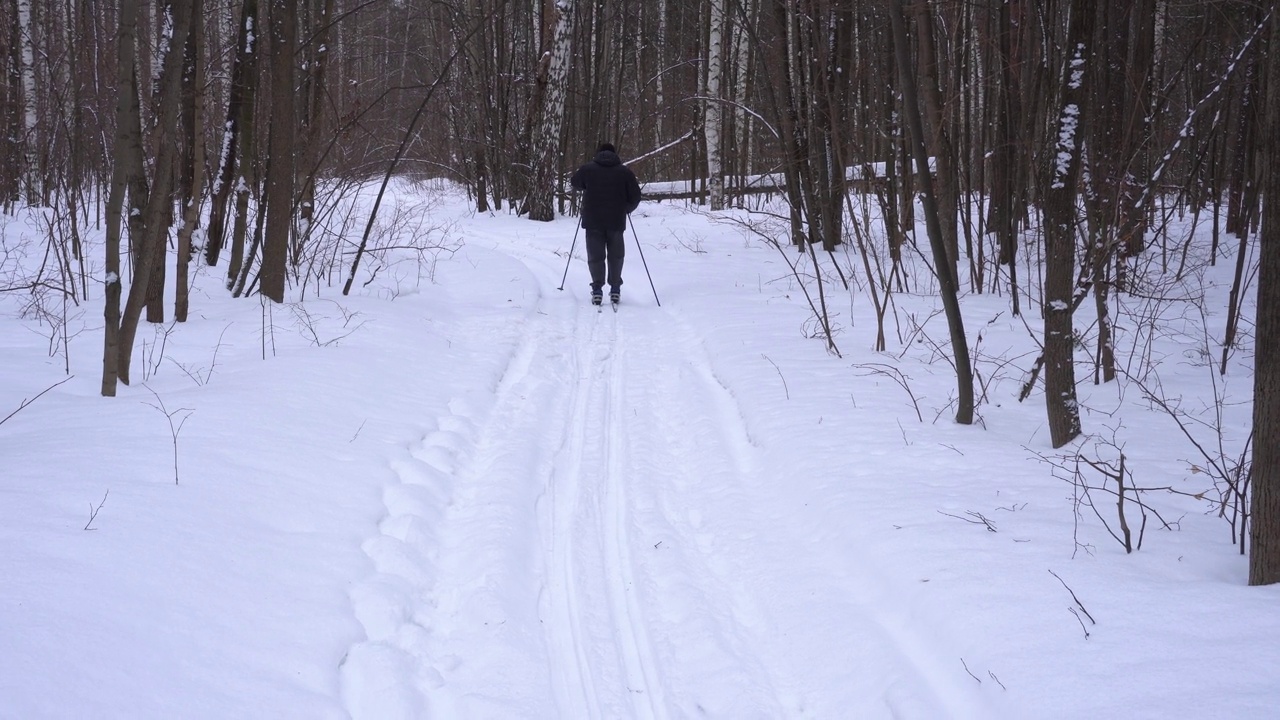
(570, 142), (642, 306)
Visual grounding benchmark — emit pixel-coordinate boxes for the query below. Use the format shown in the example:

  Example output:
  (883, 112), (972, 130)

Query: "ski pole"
(629, 215), (661, 307)
(557, 220), (581, 291)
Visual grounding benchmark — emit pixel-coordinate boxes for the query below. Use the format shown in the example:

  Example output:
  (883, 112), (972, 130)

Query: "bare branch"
(84, 490), (109, 531)
(1, 376), (74, 427)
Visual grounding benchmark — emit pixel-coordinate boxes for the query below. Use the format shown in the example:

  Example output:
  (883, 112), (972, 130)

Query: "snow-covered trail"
(340, 217), (1003, 719)
(6, 191), (1279, 720)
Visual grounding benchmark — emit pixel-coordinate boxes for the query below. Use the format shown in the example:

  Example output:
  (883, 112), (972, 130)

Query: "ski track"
(341, 230), (999, 719)
(603, 322), (665, 719)
(542, 302), (608, 718)
(618, 309), (789, 717)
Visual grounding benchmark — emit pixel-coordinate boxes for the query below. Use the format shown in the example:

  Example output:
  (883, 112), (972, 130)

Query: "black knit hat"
(598, 142), (616, 153)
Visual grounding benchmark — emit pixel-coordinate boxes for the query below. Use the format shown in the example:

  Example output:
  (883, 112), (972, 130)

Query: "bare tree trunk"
(705, 0), (725, 210)
(175, 0), (205, 322)
(205, 0), (258, 268)
(1042, 0), (1096, 448)
(654, 0), (667, 151)
(1250, 6), (1280, 586)
(990, 0), (1020, 316)
(226, 0), (262, 290)
(769, 0), (806, 247)
(1091, 253), (1115, 384)
(118, 0), (192, 384)
(889, 0), (974, 426)
(908, 0), (959, 274)
(297, 0), (335, 254)
(1, 13), (16, 206)
(1220, 16), (1264, 374)
(16, 0), (41, 204)
(260, 0), (296, 302)
(882, 32), (905, 267)
(1119, 0), (1156, 259)
(729, 0), (753, 199)
(524, 0), (575, 222)
(102, 0), (144, 397)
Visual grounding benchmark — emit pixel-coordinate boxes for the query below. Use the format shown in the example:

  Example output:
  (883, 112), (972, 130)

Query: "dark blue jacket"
(570, 150), (642, 231)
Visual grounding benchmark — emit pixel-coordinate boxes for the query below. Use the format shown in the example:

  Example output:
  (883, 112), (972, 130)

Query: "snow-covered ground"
(2, 183), (1276, 719)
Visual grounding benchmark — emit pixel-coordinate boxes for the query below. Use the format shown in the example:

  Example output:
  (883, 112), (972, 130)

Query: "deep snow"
(2, 183), (1277, 719)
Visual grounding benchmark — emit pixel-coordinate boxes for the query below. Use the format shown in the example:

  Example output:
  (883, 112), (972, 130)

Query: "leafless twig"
(1, 376), (74, 427)
(84, 490), (109, 530)
(169, 323), (234, 387)
(1068, 608), (1092, 639)
(988, 671), (1007, 690)
(1049, 568), (1096, 633)
(854, 362), (922, 422)
(938, 510), (997, 532)
(144, 387), (194, 485)
(761, 354), (789, 400)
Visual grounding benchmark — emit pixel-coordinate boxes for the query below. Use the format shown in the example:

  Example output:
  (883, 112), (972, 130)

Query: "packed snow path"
(339, 223), (1000, 719)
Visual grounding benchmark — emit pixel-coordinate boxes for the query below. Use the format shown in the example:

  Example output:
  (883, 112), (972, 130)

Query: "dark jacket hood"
(593, 150), (623, 167)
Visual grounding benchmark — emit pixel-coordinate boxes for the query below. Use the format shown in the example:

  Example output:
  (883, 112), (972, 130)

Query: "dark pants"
(585, 229), (625, 292)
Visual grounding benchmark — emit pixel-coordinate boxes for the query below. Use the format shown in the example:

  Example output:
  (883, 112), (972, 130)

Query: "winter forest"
(2, 0), (1280, 716)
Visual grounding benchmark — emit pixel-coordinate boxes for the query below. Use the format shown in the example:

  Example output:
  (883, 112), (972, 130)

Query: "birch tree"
(16, 0), (40, 203)
(524, 0), (575, 222)
(704, 0), (725, 210)
(728, 0), (755, 192)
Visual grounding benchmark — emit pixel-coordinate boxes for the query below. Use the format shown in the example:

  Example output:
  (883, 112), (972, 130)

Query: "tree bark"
(175, 0), (205, 322)
(1042, 0), (1095, 448)
(524, 0), (575, 222)
(205, 0), (258, 268)
(908, 0), (959, 273)
(102, 0), (144, 397)
(296, 0), (335, 246)
(227, 0), (262, 290)
(991, 0), (1021, 316)
(889, 0), (974, 426)
(117, 0), (192, 384)
(1249, 8), (1280, 586)
(260, 0), (296, 302)
(705, 0), (725, 210)
(16, 0), (41, 204)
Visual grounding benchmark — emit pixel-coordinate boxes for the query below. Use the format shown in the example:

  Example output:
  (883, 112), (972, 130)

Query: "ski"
(611, 301), (619, 313)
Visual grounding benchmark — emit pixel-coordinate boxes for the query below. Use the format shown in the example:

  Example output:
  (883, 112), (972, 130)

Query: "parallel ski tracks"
(601, 316), (666, 720)
(351, 230), (1004, 719)
(496, 236), (781, 717)
(405, 233), (786, 716)
(543, 300), (667, 720)
(542, 303), (608, 717)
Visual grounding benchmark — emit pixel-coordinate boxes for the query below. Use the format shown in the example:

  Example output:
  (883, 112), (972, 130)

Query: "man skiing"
(570, 142), (642, 306)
